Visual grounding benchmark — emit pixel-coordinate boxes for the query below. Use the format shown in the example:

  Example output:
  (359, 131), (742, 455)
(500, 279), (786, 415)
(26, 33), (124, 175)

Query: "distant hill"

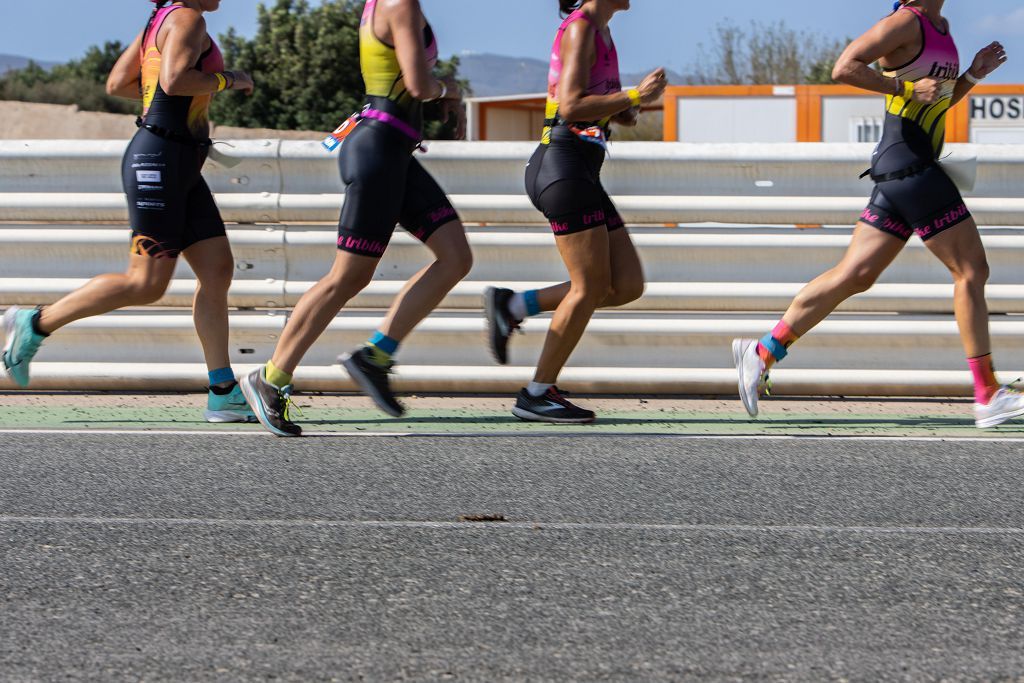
(0, 54), (58, 74)
(457, 52), (688, 98)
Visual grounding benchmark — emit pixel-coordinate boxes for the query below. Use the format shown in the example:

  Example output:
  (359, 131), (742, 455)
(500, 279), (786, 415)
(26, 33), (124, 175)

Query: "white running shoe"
(974, 386), (1024, 429)
(732, 338), (769, 418)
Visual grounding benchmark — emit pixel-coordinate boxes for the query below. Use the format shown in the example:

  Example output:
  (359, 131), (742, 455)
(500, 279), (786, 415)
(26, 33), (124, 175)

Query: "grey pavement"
(2, 434), (1024, 681)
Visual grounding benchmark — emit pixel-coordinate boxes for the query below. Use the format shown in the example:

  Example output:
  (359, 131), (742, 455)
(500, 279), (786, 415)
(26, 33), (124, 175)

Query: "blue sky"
(4, 0), (1023, 82)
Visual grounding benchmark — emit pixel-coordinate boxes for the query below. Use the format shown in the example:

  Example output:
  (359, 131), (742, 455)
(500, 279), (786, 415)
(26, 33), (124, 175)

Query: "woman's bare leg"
(528, 228), (645, 312)
(377, 221), (472, 341)
(38, 253), (177, 334)
(533, 228), (612, 384)
(270, 250), (379, 375)
(182, 236), (235, 373)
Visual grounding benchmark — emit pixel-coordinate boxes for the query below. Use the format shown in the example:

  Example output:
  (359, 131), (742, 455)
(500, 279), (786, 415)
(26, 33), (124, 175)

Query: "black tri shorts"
(861, 163), (972, 243)
(336, 117), (459, 258)
(121, 127), (225, 259)
(525, 125), (624, 236)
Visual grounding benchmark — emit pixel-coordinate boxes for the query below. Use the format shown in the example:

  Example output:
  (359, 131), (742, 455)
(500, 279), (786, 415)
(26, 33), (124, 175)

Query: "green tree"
(0, 41), (136, 114)
(212, 0), (468, 137)
(0, 0), (466, 136)
(212, 0), (365, 131)
(688, 20), (846, 86)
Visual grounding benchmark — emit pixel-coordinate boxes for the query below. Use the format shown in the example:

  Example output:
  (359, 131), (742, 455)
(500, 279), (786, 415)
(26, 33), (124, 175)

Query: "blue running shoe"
(205, 382), (258, 423)
(2, 306), (46, 388)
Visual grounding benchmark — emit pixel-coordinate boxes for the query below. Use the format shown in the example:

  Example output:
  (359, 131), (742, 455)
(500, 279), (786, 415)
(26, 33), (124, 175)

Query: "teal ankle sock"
(208, 366), (235, 387)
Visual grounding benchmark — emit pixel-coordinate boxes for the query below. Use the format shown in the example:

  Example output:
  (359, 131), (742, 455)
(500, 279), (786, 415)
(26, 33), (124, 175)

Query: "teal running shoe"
(2, 306), (46, 388)
(205, 381), (258, 423)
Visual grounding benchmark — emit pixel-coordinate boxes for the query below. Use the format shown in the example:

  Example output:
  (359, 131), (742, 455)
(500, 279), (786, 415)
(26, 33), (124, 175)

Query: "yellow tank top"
(359, 0), (439, 117)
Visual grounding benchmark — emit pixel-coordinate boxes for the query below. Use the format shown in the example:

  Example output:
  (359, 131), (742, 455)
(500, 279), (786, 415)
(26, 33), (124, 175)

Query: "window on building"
(851, 117), (883, 143)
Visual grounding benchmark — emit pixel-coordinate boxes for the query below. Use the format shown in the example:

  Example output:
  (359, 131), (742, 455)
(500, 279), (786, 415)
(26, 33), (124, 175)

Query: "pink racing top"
(880, 5), (960, 158)
(140, 4), (224, 140)
(542, 9), (622, 143)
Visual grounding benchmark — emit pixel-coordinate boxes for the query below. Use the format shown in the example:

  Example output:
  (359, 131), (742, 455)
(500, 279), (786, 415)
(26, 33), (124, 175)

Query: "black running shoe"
(340, 346), (405, 417)
(511, 386), (596, 424)
(484, 286), (521, 365)
(239, 367), (302, 437)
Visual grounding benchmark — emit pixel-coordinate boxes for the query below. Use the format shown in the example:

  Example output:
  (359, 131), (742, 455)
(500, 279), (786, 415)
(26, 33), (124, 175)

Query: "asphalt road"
(2, 433), (1024, 681)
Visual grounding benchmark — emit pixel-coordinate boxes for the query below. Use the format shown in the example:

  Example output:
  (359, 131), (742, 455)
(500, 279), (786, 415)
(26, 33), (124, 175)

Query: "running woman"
(1, 0), (256, 422)
(732, 0), (1014, 428)
(241, 0), (471, 436)
(484, 0), (665, 424)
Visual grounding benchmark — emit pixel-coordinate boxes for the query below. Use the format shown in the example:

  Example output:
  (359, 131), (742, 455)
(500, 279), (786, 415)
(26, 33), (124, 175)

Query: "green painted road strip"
(2, 404), (1023, 438)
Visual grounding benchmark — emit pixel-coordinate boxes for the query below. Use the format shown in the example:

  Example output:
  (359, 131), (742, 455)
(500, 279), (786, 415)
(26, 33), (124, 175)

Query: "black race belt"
(136, 117), (211, 147)
(859, 160), (934, 183)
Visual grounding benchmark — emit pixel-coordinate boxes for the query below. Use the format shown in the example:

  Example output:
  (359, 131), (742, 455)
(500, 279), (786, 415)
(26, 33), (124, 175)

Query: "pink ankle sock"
(968, 354), (999, 405)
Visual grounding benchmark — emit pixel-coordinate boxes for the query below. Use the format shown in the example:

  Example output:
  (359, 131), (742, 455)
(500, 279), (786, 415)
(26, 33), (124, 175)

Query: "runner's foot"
(239, 367), (302, 437)
(2, 306), (45, 388)
(975, 385), (1024, 429)
(733, 338), (770, 418)
(205, 381), (258, 423)
(340, 346), (405, 417)
(512, 386), (595, 424)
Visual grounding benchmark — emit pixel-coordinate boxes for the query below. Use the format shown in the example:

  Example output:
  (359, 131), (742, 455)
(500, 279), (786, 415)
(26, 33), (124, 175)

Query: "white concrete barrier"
(4, 141), (1024, 395)
(6, 227), (1024, 312)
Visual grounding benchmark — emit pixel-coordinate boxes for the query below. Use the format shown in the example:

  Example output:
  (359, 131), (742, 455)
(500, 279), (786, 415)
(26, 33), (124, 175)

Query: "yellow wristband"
(902, 79), (915, 102)
(214, 72), (227, 92)
(627, 88), (642, 108)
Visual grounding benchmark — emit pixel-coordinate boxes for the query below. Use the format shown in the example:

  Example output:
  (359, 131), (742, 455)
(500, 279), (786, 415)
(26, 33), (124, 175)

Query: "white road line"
(2, 516), (1023, 534)
(1, 428), (1023, 443)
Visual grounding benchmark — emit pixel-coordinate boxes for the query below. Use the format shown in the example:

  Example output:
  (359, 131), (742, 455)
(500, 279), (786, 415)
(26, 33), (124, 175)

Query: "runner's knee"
(438, 241), (473, 280)
(606, 274), (644, 306)
(123, 276), (169, 305)
(570, 271), (612, 307)
(952, 258), (990, 291)
(325, 266), (375, 298)
(195, 258), (234, 293)
(837, 264), (882, 295)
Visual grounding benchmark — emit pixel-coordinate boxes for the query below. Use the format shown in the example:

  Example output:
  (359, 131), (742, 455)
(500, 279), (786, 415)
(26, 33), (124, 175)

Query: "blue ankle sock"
(208, 367), (235, 387)
(367, 331), (400, 356)
(524, 290), (541, 317)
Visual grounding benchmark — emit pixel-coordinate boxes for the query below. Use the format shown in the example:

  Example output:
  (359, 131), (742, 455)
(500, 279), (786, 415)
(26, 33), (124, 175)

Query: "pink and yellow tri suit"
(861, 5), (969, 242)
(123, 3), (226, 258)
(527, 9), (626, 235)
(541, 8), (623, 145)
(140, 3), (224, 142)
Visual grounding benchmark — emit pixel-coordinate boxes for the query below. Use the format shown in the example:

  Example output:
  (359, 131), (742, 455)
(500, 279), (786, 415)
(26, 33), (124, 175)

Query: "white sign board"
(970, 96), (1024, 123)
(677, 97), (796, 143)
(969, 96), (1024, 143)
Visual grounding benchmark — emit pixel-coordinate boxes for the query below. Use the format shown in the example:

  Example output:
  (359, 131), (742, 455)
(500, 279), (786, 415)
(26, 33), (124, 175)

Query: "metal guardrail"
(5, 140), (1024, 197)
(2, 141), (1024, 394)
(6, 192), (1024, 225)
(5, 227), (1024, 312)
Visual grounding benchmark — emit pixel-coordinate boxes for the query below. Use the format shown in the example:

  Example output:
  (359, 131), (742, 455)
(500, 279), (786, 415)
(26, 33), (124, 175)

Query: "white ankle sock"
(527, 382), (553, 397)
(508, 292), (528, 321)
